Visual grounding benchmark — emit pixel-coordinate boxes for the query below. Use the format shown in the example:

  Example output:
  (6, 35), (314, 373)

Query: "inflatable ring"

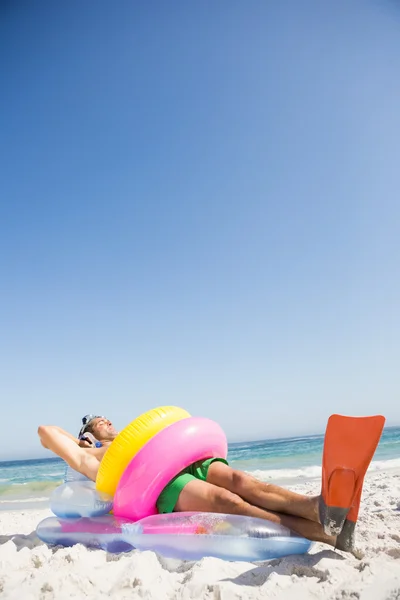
(96, 406), (190, 496)
(113, 416), (228, 521)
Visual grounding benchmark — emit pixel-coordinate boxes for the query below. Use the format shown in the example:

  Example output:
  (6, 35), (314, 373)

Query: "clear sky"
(1, 0), (399, 460)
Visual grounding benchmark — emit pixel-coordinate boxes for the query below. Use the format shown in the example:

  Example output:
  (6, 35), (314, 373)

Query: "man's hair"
(83, 421), (97, 436)
(78, 414), (104, 439)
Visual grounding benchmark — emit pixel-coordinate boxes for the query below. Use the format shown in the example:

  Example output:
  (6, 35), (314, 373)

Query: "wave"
(0, 496), (49, 504)
(0, 469), (66, 484)
(369, 457), (400, 471)
(0, 479), (62, 498)
(246, 457), (400, 482)
(248, 465), (322, 481)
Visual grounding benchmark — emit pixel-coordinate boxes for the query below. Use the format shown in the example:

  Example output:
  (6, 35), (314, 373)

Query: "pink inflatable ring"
(113, 417), (228, 521)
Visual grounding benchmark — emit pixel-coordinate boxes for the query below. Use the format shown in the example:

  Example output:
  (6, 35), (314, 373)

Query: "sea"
(1, 426), (399, 511)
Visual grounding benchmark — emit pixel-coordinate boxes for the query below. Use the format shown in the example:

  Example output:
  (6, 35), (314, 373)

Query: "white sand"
(0, 469), (399, 600)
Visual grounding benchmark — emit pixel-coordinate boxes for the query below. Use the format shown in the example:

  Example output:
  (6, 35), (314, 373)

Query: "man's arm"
(42, 425), (81, 444)
(41, 425), (96, 448)
(37, 425), (100, 480)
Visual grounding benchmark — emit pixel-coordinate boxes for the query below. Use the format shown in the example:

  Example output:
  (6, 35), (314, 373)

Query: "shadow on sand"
(0, 531), (44, 551)
(219, 549), (345, 587)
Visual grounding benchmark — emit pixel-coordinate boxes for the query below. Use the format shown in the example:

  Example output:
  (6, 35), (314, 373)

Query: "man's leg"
(206, 461), (320, 523)
(175, 478), (335, 546)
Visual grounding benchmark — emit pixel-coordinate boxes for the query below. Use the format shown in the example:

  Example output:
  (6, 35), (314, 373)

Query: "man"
(38, 414), (369, 555)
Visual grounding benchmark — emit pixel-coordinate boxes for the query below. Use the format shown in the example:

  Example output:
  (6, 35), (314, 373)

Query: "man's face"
(90, 417), (118, 441)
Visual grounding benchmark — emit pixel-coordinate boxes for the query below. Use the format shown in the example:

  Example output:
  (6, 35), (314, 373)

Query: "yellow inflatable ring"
(95, 406), (190, 496)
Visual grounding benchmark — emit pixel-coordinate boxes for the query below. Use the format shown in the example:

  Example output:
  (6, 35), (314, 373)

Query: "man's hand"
(78, 438), (93, 448)
(78, 432), (101, 448)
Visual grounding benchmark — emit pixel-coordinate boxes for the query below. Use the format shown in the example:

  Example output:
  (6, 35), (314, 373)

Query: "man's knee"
(230, 469), (259, 493)
(211, 488), (245, 514)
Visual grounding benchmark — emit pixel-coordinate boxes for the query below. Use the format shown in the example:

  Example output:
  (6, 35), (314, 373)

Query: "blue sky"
(1, 0), (399, 460)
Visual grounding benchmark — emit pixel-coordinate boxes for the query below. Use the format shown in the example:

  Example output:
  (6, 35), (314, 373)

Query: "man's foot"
(335, 519), (356, 552)
(334, 521), (365, 559)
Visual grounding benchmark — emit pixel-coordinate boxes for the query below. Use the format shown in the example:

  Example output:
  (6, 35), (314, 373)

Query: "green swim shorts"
(156, 457), (229, 514)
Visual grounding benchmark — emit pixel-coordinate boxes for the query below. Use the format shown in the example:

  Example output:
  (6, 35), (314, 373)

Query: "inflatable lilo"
(37, 512), (312, 562)
(36, 407), (313, 561)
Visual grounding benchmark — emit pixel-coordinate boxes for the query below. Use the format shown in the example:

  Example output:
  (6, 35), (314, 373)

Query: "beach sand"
(0, 468), (399, 599)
